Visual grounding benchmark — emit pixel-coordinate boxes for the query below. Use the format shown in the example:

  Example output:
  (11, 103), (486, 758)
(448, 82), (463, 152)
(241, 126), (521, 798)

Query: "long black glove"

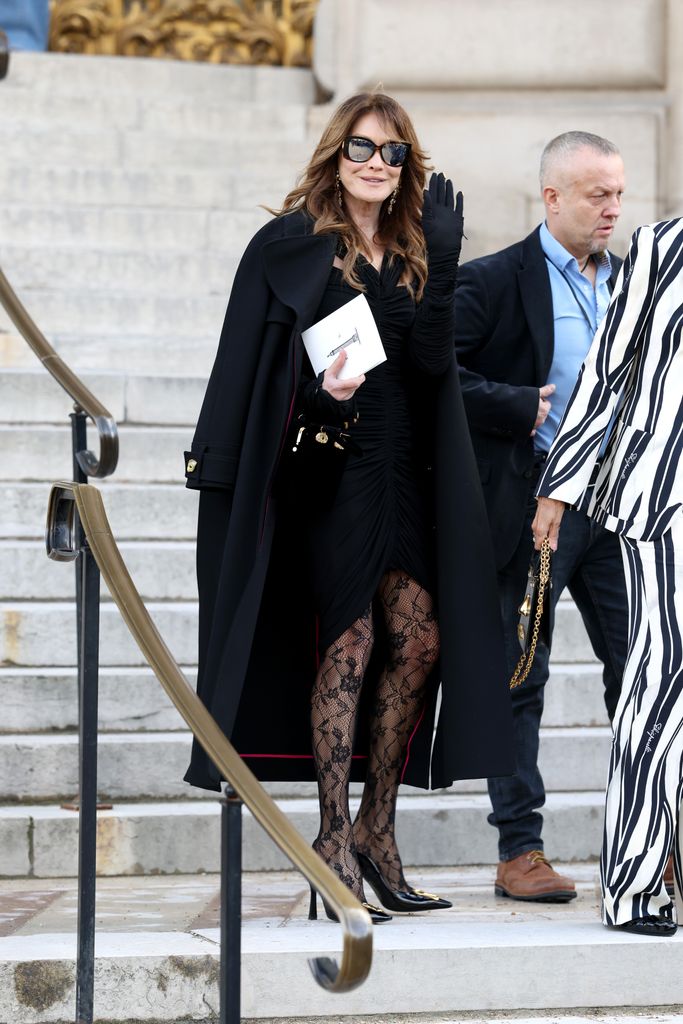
(408, 173), (463, 373)
(421, 171), (464, 290)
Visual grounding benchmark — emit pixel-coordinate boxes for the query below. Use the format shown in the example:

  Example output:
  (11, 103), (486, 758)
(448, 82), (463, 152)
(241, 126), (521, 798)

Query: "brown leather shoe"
(495, 850), (577, 903)
(664, 854), (675, 897)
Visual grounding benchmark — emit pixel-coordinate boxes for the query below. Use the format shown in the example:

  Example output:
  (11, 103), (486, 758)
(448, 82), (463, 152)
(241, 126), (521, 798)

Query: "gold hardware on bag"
(292, 426), (306, 452)
(315, 430), (329, 444)
(519, 594), (532, 617)
(510, 538), (552, 690)
(186, 459), (197, 473)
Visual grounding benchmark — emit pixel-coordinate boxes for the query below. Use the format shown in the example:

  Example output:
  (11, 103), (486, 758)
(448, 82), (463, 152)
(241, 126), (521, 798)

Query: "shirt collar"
(539, 221), (612, 274)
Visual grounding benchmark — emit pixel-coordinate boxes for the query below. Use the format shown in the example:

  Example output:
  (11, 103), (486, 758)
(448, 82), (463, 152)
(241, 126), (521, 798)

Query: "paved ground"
(3, 864), (683, 1022)
(0, 863), (605, 939)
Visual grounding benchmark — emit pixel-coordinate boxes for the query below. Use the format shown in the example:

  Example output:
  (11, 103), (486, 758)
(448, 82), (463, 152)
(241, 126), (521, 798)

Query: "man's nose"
(604, 195), (622, 218)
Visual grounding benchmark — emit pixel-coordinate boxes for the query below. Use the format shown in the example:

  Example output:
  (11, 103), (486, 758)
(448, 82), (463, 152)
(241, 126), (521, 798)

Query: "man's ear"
(543, 185), (560, 214)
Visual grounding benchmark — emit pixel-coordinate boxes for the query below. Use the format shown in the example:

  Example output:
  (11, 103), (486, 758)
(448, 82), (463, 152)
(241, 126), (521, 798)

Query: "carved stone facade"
(312, 0), (681, 254)
(48, 0), (317, 66)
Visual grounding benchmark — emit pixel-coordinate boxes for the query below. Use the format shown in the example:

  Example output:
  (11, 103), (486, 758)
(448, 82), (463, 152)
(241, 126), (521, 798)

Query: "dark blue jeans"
(487, 479), (628, 861)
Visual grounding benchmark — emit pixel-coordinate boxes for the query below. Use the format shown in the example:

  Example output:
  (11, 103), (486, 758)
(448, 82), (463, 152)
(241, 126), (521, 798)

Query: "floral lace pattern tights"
(310, 570), (440, 900)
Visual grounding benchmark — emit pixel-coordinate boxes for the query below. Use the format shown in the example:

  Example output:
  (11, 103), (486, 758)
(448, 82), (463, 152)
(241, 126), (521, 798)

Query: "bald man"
(455, 131), (629, 902)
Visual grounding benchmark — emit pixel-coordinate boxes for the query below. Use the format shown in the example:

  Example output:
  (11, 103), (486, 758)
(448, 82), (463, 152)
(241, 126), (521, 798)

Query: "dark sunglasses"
(341, 135), (411, 167)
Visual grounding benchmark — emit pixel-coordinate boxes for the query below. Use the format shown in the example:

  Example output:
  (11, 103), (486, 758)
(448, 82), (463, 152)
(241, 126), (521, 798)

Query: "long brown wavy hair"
(276, 92), (431, 299)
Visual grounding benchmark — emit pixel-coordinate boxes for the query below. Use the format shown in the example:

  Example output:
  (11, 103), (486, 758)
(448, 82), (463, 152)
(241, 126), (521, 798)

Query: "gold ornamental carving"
(48, 1), (318, 66)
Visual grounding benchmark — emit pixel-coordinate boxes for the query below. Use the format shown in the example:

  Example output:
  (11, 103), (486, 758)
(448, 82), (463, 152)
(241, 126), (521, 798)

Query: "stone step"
(0, 369), (205, 426)
(0, 726), (612, 803)
(1, 87), (315, 138)
(0, 791), (607, 878)
(0, 287), (226, 341)
(0, 329), (218, 375)
(0, 242), (241, 294)
(2, 483), (197, 541)
(5, 51), (316, 103)
(0, 329), (218, 374)
(0, 203), (267, 251)
(0, 159), (305, 210)
(0, 424), (191, 483)
(0, 540), (197, 601)
(10, 537), (598, 609)
(0, 662), (608, 735)
(0, 600), (197, 667)
(2, 867), (680, 1022)
(0, 599), (593, 668)
(0, 667), (188, 733)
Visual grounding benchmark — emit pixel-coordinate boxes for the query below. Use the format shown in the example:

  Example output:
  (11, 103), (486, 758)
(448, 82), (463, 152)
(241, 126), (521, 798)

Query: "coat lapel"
(262, 219), (337, 331)
(517, 227), (554, 385)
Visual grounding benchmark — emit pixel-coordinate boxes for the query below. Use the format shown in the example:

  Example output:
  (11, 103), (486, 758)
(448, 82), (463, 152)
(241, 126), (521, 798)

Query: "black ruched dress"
(305, 255), (440, 651)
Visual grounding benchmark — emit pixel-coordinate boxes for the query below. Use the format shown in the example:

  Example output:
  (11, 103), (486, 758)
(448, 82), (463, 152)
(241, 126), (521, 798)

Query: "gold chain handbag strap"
(509, 538), (552, 690)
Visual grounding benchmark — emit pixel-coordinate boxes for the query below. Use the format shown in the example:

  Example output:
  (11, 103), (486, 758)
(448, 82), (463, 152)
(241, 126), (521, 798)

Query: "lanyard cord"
(543, 253), (597, 334)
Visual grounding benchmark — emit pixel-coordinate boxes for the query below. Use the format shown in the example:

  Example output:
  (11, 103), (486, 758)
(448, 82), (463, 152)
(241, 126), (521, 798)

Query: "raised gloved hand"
(421, 171), (464, 281)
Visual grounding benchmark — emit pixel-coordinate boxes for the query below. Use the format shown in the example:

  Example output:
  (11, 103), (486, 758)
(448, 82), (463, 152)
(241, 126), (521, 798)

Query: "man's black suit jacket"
(455, 226), (622, 570)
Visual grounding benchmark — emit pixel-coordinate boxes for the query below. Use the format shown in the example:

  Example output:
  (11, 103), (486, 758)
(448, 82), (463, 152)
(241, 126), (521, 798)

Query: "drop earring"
(335, 171), (343, 208)
(387, 184), (399, 214)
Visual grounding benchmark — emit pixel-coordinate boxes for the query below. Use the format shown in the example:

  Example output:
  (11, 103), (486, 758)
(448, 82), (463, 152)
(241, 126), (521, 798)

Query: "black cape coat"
(183, 208), (514, 792)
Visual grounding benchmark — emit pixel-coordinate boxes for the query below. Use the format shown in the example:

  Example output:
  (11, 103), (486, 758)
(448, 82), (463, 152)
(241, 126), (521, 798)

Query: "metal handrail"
(0, 267), (118, 477)
(46, 480), (373, 993)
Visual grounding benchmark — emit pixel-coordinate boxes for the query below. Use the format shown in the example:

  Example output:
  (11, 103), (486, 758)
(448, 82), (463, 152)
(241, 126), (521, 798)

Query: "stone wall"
(313, 0), (680, 259)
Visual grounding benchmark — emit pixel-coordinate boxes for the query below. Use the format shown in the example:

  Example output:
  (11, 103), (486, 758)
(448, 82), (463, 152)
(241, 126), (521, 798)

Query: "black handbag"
(278, 410), (361, 511)
(288, 411), (361, 459)
(510, 538), (552, 689)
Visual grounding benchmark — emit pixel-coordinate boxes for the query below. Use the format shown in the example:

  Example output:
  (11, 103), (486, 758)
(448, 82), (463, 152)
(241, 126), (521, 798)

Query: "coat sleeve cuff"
(184, 445), (238, 491)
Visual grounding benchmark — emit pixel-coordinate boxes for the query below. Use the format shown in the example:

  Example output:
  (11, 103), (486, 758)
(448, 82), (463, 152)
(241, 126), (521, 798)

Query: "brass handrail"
(0, 267), (118, 477)
(46, 480), (373, 993)
(0, 28), (8, 79)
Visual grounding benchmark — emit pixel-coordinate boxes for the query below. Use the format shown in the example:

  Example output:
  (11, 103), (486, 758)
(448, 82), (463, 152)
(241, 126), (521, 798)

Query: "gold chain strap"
(509, 538), (552, 690)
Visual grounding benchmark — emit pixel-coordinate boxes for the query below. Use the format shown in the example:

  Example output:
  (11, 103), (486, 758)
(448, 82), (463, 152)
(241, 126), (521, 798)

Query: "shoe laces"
(527, 850), (551, 867)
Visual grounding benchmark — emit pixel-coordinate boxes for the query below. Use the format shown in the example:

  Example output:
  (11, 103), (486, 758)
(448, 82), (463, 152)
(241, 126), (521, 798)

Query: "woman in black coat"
(184, 92), (513, 921)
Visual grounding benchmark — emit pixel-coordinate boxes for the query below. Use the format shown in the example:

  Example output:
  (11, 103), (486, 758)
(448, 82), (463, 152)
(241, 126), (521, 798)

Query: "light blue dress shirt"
(534, 221), (613, 453)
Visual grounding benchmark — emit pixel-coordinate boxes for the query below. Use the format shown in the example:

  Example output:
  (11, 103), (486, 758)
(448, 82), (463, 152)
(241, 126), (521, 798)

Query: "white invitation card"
(301, 293), (386, 381)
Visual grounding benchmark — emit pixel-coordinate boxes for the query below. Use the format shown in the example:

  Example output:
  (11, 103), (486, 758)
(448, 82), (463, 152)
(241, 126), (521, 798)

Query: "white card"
(301, 293), (386, 381)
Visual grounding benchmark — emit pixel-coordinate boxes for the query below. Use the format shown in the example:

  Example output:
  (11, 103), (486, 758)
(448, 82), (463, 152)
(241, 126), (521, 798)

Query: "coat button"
(523, 469), (533, 479)
(186, 459), (198, 473)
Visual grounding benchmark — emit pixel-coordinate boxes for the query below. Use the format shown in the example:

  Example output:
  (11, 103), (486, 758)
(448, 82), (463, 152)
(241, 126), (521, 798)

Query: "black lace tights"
(310, 571), (439, 900)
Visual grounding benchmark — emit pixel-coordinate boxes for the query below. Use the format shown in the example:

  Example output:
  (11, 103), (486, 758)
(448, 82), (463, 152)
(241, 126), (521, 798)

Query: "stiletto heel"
(357, 850), (452, 912)
(308, 885), (318, 921)
(307, 883), (392, 923)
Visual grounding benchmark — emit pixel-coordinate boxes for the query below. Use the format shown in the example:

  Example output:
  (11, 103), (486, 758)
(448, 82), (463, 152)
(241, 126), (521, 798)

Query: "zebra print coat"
(537, 218), (683, 540)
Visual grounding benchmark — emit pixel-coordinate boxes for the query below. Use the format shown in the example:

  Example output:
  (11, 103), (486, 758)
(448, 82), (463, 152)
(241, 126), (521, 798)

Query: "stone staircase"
(2, 49), (675, 1024)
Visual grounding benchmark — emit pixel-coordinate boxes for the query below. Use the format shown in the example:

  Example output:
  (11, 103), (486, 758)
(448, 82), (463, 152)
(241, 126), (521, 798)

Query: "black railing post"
(71, 410), (88, 671)
(0, 28), (8, 80)
(220, 785), (243, 1024)
(74, 535), (101, 1024)
(71, 409), (101, 1024)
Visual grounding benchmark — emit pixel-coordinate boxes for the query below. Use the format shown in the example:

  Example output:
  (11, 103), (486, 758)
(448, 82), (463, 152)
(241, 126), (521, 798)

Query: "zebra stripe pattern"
(537, 217), (683, 543)
(601, 519), (683, 925)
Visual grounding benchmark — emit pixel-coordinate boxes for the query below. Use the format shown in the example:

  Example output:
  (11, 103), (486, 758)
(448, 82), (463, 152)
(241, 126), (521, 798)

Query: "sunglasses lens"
(381, 142), (409, 167)
(345, 137), (375, 162)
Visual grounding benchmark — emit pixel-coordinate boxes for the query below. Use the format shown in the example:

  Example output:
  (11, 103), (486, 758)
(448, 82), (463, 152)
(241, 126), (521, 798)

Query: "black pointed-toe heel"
(357, 850), (453, 912)
(308, 884), (392, 924)
(614, 914), (678, 937)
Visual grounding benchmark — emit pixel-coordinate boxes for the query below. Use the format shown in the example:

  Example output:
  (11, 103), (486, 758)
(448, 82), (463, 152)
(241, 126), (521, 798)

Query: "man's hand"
(321, 350), (365, 402)
(531, 496), (566, 551)
(530, 383), (556, 437)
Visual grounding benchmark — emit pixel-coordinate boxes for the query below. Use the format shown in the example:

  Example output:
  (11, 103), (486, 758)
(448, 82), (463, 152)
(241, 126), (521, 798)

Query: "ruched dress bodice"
(305, 255), (438, 650)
